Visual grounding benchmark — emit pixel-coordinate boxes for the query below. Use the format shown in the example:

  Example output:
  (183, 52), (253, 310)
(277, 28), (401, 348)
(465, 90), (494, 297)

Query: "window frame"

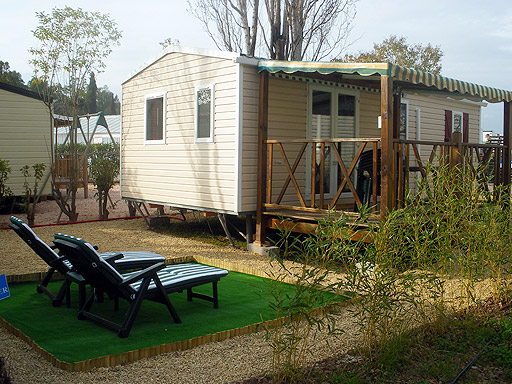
(452, 110), (463, 135)
(194, 84), (215, 143)
(305, 84), (360, 200)
(144, 92), (166, 145)
(399, 99), (409, 140)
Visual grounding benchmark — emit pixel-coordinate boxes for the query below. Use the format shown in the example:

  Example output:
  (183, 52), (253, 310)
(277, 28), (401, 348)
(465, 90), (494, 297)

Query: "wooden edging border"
(0, 255), (303, 372)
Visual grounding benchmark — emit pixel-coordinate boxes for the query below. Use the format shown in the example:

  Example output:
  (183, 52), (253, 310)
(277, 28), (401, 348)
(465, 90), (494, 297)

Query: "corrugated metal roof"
(78, 115), (120, 134)
(258, 61), (512, 103)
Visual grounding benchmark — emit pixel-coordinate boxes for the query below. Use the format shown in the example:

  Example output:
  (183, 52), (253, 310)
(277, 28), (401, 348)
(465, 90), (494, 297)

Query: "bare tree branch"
(189, 0), (357, 61)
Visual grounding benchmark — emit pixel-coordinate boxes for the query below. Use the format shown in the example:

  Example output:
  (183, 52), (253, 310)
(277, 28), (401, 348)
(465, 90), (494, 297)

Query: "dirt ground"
(0, 184), (157, 227)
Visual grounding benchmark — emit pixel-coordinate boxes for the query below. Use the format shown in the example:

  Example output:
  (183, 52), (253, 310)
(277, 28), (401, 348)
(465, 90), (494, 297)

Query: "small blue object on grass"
(0, 274), (10, 300)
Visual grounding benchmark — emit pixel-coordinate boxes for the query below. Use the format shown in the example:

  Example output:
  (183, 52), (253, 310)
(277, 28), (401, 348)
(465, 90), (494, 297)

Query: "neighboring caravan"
(0, 82), (52, 197)
(121, 46), (511, 248)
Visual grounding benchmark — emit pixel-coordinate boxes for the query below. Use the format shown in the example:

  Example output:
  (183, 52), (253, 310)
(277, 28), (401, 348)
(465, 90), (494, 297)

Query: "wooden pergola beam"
(255, 71), (269, 246)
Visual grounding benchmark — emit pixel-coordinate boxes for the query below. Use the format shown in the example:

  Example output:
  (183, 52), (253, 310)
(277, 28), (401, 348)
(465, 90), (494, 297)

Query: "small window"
(145, 93), (166, 144)
(399, 101), (409, 140)
(195, 85), (215, 143)
(452, 111), (463, 134)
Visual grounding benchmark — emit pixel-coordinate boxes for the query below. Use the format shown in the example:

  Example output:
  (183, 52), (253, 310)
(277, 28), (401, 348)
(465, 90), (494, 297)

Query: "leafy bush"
(88, 143), (119, 219)
(0, 159), (13, 207)
(263, 215), (360, 383)
(269, 158), (512, 366)
(55, 142), (87, 157)
(21, 163), (46, 225)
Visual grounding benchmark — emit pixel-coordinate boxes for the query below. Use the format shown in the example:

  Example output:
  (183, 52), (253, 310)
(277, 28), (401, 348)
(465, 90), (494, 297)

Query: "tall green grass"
(267, 158), (512, 379)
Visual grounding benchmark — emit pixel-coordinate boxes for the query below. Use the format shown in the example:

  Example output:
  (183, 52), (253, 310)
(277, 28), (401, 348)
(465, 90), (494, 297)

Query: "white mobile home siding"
(240, 65), (259, 213)
(403, 93), (481, 149)
(0, 87), (52, 196)
(121, 53), (239, 213)
(240, 74), (309, 211)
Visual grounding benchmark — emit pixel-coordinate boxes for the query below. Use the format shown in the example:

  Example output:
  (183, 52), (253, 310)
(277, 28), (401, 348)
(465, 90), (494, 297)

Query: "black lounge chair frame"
(53, 233), (227, 338)
(9, 216), (165, 308)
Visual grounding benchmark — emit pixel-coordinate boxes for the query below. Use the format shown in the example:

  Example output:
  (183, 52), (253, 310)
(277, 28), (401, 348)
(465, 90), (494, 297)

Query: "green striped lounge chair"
(53, 233), (229, 338)
(9, 216), (166, 308)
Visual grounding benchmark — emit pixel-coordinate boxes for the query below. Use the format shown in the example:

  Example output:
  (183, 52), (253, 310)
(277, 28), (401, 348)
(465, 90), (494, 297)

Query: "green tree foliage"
(86, 72), (98, 114)
(30, 6), (122, 115)
(96, 85), (120, 115)
(0, 159), (13, 209)
(29, 6), (122, 222)
(28, 76), (119, 116)
(338, 35), (443, 74)
(89, 143), (119, 219)
(0, 61), (26, 88)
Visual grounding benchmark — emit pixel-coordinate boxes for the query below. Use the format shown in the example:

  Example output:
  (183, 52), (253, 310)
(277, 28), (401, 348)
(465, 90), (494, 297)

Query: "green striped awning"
(258, 60), (512, 103)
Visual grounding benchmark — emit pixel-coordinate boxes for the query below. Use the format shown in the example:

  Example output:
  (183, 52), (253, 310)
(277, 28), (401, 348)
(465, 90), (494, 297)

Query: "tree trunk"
(27, 194), (35, 226)
(288, 0), (304, 60)
(128, 201), (137, 216)
(28, 197), (36, 226)
(100, 191), (109, 219)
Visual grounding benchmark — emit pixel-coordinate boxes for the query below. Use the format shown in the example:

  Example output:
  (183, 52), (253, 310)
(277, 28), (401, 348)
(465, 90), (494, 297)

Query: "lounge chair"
(9, 216), (166, 308)
(53, 233), (228, 338)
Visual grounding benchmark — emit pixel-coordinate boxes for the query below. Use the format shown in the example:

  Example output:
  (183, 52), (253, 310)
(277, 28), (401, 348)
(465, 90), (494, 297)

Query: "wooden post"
(393, 90), (401, 207)
(245, 215), (254, 246)
(372, 140), (378, 209)
(380, 75), (394, 216)
(450, 131), (462, 169)
(503, 101), (512, 187)
(255, 71), (269, 246)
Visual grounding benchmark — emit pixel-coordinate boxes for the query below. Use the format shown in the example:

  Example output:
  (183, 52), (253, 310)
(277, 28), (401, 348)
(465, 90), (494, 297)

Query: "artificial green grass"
(0, 271), (294, 363)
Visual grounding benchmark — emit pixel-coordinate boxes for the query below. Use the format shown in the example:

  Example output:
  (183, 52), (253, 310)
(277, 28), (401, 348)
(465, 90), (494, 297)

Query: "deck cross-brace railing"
(462, 144), (505, 190)
(395, 139), (508, 208)
(265, 138), (380, 213)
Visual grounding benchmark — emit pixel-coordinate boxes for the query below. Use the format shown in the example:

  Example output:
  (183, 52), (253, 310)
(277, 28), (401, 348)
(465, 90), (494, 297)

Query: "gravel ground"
(0, 184), (130, 228)
(0, 218), (362, 384)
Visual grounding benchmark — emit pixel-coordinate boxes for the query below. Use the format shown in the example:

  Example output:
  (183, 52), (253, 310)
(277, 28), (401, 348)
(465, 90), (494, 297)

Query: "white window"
(144, 93), (166, 144)
(399, 101), (409, 140)
(195, 84), (215, 143)
(452, 111), (463, 134)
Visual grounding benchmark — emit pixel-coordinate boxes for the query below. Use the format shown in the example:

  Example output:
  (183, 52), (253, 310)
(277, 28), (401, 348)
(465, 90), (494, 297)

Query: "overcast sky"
(2, 0), (512, 132)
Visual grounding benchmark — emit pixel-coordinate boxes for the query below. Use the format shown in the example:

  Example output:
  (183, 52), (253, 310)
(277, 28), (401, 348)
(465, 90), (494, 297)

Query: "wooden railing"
(54, 154), (89, 197)
(463, 142), (507, 186)
(262, 136), (509, 218)
(395, 139), (507, 207)
(264, 138), (381, 214)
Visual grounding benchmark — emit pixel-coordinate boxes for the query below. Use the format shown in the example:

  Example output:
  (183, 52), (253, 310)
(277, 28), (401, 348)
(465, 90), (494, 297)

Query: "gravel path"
(0, 218), (361, 384)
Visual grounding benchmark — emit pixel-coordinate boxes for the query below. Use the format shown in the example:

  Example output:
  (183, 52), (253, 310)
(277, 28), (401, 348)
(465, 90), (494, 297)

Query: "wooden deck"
(263, 208), (379, 243)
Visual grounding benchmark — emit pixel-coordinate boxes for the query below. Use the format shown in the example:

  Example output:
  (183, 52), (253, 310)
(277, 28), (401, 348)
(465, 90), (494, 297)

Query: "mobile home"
(0, 82), (52, 197)
(121, 46), (511, 249)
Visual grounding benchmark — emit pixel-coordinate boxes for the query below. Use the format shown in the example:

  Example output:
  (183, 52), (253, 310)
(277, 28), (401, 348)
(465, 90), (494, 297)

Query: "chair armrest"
(120, 262), (166, 286)
(103, 253), (124, 267)
(48, 254), (69, 267)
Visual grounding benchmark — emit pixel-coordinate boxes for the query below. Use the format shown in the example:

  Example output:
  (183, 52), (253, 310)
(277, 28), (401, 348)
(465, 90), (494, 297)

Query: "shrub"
(21, 163), (46, 225)
(269, 157), (512, 365)
(89, 143), (119, 219)
(0, 159), (13, 209)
